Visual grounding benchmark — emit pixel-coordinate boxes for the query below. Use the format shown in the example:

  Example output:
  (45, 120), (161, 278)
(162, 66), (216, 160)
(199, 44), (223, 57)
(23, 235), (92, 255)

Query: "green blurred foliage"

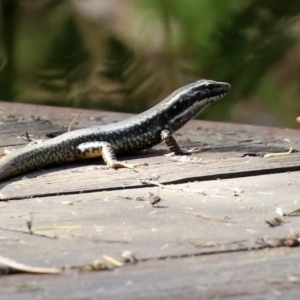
(138, 0), (300, 123)
(0, 0), (300, 127)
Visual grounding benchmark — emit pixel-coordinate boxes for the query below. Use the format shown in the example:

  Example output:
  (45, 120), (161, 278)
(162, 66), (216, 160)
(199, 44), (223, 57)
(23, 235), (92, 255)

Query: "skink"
(0, 79), (230, 182)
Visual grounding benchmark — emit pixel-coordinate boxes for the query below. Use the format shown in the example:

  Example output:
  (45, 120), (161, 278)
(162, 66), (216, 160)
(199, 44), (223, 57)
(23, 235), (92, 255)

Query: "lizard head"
(188, 79), (231, 105)
(163, 79), (231, 131)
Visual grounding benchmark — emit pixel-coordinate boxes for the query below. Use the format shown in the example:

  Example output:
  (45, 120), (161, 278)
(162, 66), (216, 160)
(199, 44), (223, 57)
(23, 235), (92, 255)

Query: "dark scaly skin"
(0, 80), (230, 181)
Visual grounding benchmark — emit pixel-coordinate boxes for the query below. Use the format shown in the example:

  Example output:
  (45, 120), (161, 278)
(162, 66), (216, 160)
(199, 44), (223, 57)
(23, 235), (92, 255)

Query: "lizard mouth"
(209, 91), (228, 102)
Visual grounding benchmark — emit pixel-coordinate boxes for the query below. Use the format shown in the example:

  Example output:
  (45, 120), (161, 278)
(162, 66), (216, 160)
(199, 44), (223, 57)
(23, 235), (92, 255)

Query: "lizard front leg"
(75, 141), (148, 169)
(160, 129), (201, 155)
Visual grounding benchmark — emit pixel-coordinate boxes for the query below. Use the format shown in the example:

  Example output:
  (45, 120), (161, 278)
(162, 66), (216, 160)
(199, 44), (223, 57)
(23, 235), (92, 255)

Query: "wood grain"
(1, 101), (300, 299)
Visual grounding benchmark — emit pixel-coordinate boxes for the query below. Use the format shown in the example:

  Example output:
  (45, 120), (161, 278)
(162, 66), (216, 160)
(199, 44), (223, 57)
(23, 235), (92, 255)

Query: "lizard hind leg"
(75, 141), (148, 169)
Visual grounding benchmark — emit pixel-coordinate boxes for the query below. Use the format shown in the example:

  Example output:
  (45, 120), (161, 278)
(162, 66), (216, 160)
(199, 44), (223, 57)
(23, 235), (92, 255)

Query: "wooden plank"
(1, 102), (300, 299)
(0, 102), (300, 200)
(0, 101), (130, 147)
(1, 246), (300, 299)
(1, 144), (300, 200)
(1, 171), (300, 268)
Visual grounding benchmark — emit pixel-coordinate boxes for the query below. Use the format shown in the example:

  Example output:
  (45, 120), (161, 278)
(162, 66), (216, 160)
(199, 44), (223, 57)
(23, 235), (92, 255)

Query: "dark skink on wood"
(0, 79), (230, 182)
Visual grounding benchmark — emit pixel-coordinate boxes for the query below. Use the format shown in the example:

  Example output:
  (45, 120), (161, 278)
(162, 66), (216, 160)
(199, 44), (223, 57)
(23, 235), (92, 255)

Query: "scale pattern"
(0, 80), (230, 181)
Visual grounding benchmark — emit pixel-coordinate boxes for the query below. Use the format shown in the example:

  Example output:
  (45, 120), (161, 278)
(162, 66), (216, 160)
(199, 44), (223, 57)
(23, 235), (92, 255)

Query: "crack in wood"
(2, 164), (300, 201)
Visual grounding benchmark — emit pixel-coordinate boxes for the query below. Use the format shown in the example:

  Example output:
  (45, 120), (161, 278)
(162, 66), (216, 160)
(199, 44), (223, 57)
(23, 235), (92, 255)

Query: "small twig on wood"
(257, 232), (300, 248)
(149, 192), (162, 206)
(265, 216), (284, 227)
(264, 138), (294, 158)
(26, 212), (33, 234)
(68, 112), (82, 132)
(189, 239), (248, 248)
(21, 131), (33, 142)
(223, 186), (244, 196)
(102, 255), (124, 267)
(181, 211), (236, 223)
(168, 155), (203, 164)
(0, 254), (60, 274)
(34, 225), (81, 231)
(117, 196), (145, 201)
(140, 179), (205, 195)
(0, 226), (57, 239)
(74, 254), (126, 272)
(72, 234), (129, 244)
(285, 208), (300, 216)
(266, 275), (300, 284)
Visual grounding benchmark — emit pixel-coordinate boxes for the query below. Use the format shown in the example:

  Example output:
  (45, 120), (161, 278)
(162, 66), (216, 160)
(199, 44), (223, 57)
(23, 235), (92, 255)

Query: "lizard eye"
(205, 83), (215, 92)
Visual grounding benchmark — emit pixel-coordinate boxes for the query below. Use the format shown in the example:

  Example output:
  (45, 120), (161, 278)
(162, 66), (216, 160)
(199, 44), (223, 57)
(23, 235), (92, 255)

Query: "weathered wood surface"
(1, 248), (300, 300)
(1, 101), (300, 299)
(0, 101), (300, 200)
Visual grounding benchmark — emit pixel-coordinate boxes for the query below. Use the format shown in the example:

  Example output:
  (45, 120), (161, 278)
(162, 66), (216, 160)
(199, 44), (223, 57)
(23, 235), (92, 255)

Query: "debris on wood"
(31, 115), (51, 123)
(190, 239), (247, 249)
(79, 255), (125, 272)
(4, 114), (18, 121)
(261, 232), (300, 248)
(149, 173), (160, 180)
(275, 232), (300, 247)
(102, 255), (124, 267)
(284, 207), (300, 216)
(265, 216), (284, 227)
(73, 234), (129, 244)
(34, 225), (82, 231)
(190, 241), (221, 248)
(168, 155), (203, 164)
(78, 259), (109, 272)
(17, 131), (46, 145)
(233, 188), (243, 196)
(275, 207), (284, 216)
(0, 226), (57, 239)
(264, 138), (294, 158)
(275, 207), (300, 217)
(20, 131), (32, 142)
(181, 211), (236, 223)
(266, 275), (300, 284)
(61, 201), (74, 205)
(122, 250), (138, 263)
(117, 196), (133, 200)
(223, 186), (244, 196)
(140, 179), (205, 195)
(26, 213), (33, 234)
(149, 192), (161, 206)
(117, 195), (145, 201)
(68, 112), (82, 132)
(0, 254), (61, 274)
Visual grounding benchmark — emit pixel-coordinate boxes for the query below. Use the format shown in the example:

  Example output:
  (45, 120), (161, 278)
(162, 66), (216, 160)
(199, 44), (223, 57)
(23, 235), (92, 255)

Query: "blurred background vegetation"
(0, 0), (300, 127)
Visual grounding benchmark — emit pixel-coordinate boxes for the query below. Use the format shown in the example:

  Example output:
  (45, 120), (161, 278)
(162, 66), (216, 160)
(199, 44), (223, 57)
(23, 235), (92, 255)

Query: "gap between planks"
(1, 162), (300, 201)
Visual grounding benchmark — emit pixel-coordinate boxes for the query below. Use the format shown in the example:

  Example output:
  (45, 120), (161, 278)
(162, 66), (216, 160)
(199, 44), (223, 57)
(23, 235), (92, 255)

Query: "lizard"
(0, 79), (230, 182)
